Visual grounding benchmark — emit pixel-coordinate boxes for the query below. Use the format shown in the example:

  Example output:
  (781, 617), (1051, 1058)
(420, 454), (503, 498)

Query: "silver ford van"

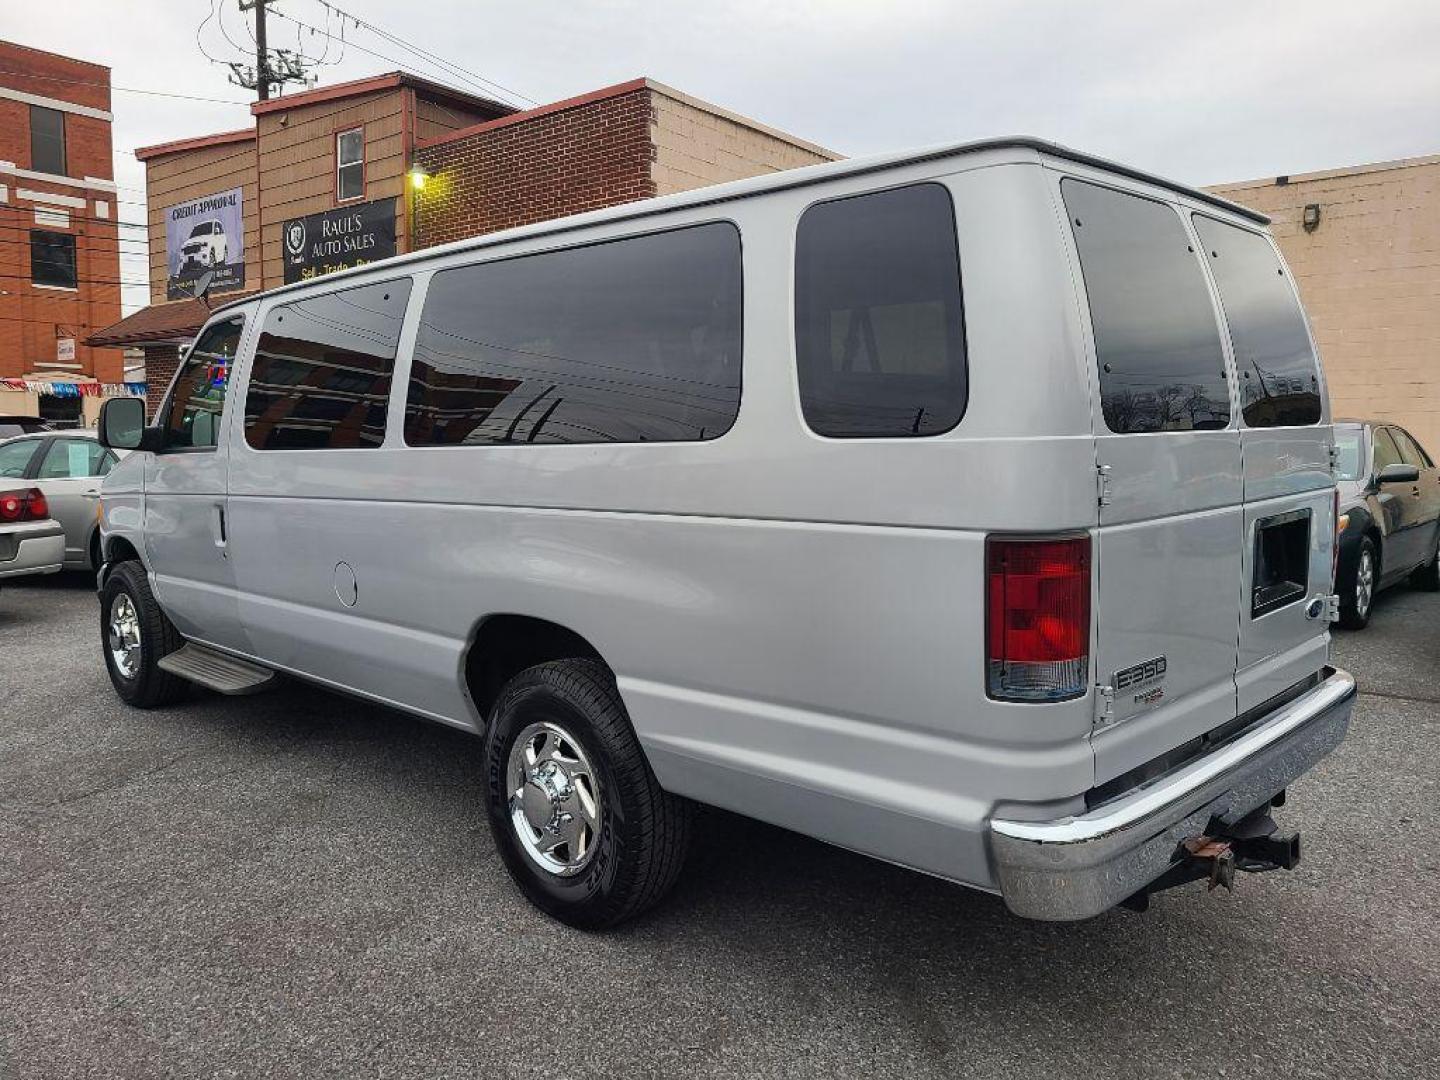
(96, 138), (1356, 929)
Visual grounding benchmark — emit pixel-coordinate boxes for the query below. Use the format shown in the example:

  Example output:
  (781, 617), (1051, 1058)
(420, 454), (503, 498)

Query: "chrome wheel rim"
(507, 720), (602, 877)
(108, 593), (142, 679)
(1356, 550), (1375, 617)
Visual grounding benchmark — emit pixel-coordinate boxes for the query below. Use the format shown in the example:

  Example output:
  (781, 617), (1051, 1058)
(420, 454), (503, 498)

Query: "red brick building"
(87, 72), (835, 417)
(0, 40), (126, 426)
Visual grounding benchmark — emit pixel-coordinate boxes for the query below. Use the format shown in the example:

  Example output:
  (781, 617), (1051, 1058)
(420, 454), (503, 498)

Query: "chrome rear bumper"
(0, 521), (65, 580)
(989, 667), (1356, 921)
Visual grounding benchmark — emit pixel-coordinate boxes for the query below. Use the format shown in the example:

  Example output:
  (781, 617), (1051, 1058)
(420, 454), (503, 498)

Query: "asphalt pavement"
(1, 572), (1437, 1079)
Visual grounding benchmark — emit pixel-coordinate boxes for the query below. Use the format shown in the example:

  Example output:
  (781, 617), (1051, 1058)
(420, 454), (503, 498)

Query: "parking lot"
(1, 574), (1437, 1079)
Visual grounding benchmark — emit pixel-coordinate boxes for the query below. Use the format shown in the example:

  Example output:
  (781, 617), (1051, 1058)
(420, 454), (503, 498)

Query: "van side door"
(1193, 214), (1335, 713)
(1059, 179), (1244, 784)
(142, 313), (248, 650)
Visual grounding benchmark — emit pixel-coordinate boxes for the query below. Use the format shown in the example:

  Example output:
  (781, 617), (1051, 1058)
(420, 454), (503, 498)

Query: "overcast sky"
(5, 0), (1439, 313)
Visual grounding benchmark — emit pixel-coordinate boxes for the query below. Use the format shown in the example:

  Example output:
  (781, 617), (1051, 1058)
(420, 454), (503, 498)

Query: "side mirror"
(97, 397), (159, 452)
(1377, 462), (1420, 485)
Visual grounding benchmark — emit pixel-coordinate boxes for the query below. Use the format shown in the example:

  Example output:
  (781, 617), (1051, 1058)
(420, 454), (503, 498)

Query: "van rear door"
(1192, 214), (1335, 714)
(1059, 178), (1245, 786)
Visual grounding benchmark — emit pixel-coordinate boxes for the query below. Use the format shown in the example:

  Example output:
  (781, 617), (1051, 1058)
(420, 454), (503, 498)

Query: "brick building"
(0, 40), (128, 427)
(412, 78), (838, 246)
(1209, 154), (1440, 455)
(89, 72), (834, 417)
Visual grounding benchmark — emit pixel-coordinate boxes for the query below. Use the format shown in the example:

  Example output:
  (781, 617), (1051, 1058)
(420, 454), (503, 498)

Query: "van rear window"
(1192, 215), (1322, 428)
(244, 279), (411, 451)
(1062, 180), (1229, 434)
(793, 183), (966, 438)
(404, 223), (742, 446)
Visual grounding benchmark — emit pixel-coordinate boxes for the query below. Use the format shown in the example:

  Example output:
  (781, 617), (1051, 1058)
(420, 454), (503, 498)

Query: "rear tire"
(1410, 529), (1440, 592)
(483, 659), (692, 930)
(100, 560), (188, 707)
(1338, 537), (1378, 630)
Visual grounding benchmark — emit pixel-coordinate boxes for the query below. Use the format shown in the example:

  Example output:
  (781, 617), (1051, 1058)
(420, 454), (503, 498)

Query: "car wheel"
(1339, 537), (1378, 629)
(1411, 529), (1440, 592)
(99, 560), (188, 707)
(88, 531), (102, 574)
(483, 659), (692, 930)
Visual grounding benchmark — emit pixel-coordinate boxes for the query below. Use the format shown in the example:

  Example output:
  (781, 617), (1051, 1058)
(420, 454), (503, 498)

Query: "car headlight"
(1337, 512), (1351, 533)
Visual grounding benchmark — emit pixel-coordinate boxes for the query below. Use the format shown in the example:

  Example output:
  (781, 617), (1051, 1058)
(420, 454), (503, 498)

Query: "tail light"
(986, 536), (1091, 702)
(0, 488), (49, 523)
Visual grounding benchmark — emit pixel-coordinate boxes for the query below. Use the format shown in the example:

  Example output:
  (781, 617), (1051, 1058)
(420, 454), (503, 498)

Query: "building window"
(31, 231), (77, 289)
(30, 106), (66, 176)
(336, 127), (364, 202)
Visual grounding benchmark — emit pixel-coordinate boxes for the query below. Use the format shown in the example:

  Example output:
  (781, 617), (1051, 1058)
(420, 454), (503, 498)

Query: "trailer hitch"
(1119, 808), (1301, 913)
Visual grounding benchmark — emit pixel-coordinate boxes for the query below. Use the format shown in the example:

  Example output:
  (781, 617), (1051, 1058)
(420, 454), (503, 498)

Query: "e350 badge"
(1114, 656), (1167, 705)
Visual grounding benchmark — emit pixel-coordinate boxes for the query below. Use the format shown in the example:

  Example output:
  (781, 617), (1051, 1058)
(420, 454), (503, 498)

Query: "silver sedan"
(0, 430), (126, 571)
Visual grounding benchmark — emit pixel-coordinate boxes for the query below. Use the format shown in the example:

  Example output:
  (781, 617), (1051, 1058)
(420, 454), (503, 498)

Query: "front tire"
(483, 659), (691, 930)
(1339, 537), (1378, 629)
(100, 560), (188, 707)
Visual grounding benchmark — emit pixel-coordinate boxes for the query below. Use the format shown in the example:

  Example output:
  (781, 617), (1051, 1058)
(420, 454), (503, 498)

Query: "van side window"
(1192, 215), (1322, 428)
(794, 183), (966, 438)
(164, 316), (243, 449)
(404, 223), (742, 446)
(244, 279), (411, 450)
(1062, 180), (1229, 434)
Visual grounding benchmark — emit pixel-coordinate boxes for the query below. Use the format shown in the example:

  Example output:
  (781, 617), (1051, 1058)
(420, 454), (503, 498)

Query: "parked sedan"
(0, 430), (124, 571)
(1334, 420), (1440, 628)
(0, 486), (63, 588)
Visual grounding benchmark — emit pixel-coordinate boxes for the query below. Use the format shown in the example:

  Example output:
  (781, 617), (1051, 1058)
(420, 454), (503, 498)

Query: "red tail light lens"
(987, 536), (1091, 702)
(0, 488), (49, 523)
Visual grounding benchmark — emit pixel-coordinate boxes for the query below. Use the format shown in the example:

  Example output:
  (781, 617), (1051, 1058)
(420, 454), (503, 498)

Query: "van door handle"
(81, 489), (100, 499)
(211, 503), (228, 552)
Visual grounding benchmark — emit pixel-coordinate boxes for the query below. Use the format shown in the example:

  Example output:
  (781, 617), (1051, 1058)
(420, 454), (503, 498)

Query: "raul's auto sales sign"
(282, 197), (397, 284)
(165, 187), (245, 300)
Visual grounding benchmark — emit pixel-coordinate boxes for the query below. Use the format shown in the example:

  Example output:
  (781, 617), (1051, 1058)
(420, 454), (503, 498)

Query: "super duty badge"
(1114, 656), (1167, 691)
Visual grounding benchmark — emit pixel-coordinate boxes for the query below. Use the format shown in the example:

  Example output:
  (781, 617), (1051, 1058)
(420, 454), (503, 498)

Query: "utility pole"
(250, 0), (269, 101)
(230, 0), (311, 101)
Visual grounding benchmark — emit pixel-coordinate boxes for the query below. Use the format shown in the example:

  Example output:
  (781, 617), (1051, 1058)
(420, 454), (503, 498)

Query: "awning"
(86, 295), (254, 349)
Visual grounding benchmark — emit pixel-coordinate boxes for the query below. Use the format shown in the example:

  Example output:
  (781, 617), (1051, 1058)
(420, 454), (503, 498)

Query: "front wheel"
(100, 561), (188, 707)
(483, 659), (692, 930)
(1338, 537), (1378, 629)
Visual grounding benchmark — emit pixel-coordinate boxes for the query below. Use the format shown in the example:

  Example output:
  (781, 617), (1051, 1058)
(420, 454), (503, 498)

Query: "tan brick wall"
(1209, 157), (1440, 456)
(649, 84), (838, 196)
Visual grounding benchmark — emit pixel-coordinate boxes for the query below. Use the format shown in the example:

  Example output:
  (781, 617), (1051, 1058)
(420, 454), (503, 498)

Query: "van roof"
(211, 136), (1268, 316)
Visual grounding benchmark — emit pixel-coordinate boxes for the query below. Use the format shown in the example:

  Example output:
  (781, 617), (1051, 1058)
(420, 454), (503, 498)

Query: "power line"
(267, 5), (529, 109)
(315, 0), (537, 106)
(0, 65), (250, 105)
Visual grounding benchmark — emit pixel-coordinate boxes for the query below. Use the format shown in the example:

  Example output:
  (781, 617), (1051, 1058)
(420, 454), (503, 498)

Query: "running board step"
(157, 644), (278, 695)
